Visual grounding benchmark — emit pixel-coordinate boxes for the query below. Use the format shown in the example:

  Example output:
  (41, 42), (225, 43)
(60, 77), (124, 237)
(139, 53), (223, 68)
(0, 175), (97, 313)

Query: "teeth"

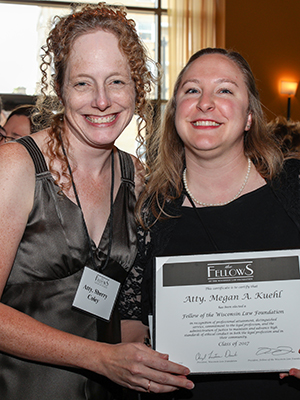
(87, 115), (116, 124)
(193, 120), (220, 126)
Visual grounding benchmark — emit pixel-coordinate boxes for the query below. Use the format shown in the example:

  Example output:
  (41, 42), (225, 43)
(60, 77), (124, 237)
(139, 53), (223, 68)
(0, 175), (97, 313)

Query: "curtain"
(168, 0), (225, 91)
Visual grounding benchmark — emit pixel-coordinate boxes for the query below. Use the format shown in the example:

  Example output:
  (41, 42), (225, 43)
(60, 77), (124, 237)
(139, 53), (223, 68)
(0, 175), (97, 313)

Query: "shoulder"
(0, 140), (35, 179)
(276, 158), (300, 184)
(120, 151), (145, 197)
(131, 155), (145, 196)
(282, 157), (300, 172)
(270, 158), (300, 209)
(0, 140), (36, 223)
(115, 148), (145, 198)
(270, 158), (300, 231)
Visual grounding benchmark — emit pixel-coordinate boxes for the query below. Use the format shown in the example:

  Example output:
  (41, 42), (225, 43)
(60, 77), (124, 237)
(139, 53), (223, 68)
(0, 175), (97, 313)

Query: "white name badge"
(73, 267), (120, 321)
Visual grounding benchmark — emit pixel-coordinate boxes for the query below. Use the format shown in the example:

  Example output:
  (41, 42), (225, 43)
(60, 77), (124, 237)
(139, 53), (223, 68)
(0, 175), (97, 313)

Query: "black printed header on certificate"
(162, 254), (300, 286)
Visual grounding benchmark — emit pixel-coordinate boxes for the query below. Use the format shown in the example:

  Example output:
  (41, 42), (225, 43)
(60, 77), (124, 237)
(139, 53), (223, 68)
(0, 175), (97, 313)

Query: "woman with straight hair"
(125, 47), (300, 399)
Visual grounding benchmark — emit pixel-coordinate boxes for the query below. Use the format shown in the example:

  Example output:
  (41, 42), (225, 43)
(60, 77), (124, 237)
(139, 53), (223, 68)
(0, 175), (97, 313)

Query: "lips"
(192, 120), (221, 127)
(86, 114), (117, 124)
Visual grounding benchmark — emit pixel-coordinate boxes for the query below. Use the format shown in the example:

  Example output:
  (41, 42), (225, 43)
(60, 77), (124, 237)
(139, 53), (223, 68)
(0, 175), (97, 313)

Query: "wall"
(225, 0), (300, 121)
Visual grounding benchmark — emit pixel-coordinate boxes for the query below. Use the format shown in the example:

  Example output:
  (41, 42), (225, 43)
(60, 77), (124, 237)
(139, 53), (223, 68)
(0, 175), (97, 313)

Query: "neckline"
(183, 157), (252, 207)
(182, 181), (268, 209)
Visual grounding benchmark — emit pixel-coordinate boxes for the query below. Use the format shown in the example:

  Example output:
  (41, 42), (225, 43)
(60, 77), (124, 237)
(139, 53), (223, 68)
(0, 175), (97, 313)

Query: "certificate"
(154, 249), (300, 374)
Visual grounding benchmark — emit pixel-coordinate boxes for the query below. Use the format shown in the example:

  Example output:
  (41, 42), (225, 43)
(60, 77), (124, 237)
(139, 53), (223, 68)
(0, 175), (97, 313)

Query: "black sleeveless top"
(141, 183), (300, 400)
(0, 136), (138, 400)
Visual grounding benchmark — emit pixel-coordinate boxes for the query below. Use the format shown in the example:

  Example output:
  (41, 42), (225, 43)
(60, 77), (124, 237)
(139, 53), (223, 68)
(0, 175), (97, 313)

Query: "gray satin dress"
(0, 136), (138, 400)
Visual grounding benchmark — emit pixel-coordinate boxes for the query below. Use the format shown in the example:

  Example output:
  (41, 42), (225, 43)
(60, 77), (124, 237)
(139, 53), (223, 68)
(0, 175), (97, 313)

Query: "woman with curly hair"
(0, 3), (193, 399)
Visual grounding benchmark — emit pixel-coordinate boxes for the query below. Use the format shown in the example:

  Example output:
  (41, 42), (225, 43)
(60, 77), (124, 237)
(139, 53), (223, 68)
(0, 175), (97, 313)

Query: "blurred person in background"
(0, 98), (14, 144)
(267, 116), (300, 157)
(2, 104), (35, 138)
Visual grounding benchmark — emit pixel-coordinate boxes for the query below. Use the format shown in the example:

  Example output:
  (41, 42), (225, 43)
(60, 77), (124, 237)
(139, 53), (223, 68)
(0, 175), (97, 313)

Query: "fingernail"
(186, 381), (194, 389)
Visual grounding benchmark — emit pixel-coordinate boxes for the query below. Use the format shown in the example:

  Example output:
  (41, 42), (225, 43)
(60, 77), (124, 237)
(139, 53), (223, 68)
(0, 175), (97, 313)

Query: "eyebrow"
(181, 79), (200, 88)
(216, 78), (239, 87)
(181, 78), (239, 88)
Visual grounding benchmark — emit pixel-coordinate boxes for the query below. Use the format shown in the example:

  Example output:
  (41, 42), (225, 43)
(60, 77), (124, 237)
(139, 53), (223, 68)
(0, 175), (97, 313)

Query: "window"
(0, 1), (168, 97)
(0, 1), (168, 154)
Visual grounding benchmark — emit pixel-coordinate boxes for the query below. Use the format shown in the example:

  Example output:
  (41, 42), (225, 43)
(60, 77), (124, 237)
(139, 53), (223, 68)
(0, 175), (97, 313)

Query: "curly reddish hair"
(38, 2), (157, 189)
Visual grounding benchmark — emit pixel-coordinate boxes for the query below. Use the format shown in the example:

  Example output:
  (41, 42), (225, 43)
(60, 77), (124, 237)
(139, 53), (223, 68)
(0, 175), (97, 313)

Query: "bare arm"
(0, 143), (194, 393)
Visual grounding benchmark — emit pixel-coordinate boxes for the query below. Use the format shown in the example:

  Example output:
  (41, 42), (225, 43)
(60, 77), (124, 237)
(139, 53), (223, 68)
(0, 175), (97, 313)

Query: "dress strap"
(17, 139), (134, 182)
(17, 136), (48, 175)
(117, 149), (135, 186)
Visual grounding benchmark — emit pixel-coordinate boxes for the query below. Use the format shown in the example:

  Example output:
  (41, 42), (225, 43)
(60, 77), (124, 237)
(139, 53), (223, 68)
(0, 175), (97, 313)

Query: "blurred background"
(1, 0), (300, 153)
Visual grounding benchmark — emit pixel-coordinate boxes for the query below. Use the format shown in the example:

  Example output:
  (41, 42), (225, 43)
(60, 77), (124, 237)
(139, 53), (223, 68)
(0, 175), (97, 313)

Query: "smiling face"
(62, 29), (136, 148)
(175, 53), (252, 161)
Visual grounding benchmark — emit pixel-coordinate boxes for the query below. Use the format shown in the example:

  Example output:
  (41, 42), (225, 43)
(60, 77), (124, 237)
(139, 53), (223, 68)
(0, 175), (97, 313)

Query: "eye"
(219, 88), (233, 94)
(110, 79), (127, 87)
(185, 87), (200, 94)
(107, 78), (127, 89)
(74, 81), (88, 89)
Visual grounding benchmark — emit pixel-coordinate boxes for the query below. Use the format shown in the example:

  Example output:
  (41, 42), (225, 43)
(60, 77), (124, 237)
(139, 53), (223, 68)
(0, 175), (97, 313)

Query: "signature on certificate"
(256, 346), (294, 356)
(195, 349), (238, 362)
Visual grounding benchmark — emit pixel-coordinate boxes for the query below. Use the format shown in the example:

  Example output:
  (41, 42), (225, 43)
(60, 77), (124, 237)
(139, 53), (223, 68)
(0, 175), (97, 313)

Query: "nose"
(196, 92), (215, 112)
(93, 86), (111, 111)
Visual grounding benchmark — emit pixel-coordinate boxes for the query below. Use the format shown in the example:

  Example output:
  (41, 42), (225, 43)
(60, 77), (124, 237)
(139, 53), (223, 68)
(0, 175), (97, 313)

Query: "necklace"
(183, 157), (251, 207)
